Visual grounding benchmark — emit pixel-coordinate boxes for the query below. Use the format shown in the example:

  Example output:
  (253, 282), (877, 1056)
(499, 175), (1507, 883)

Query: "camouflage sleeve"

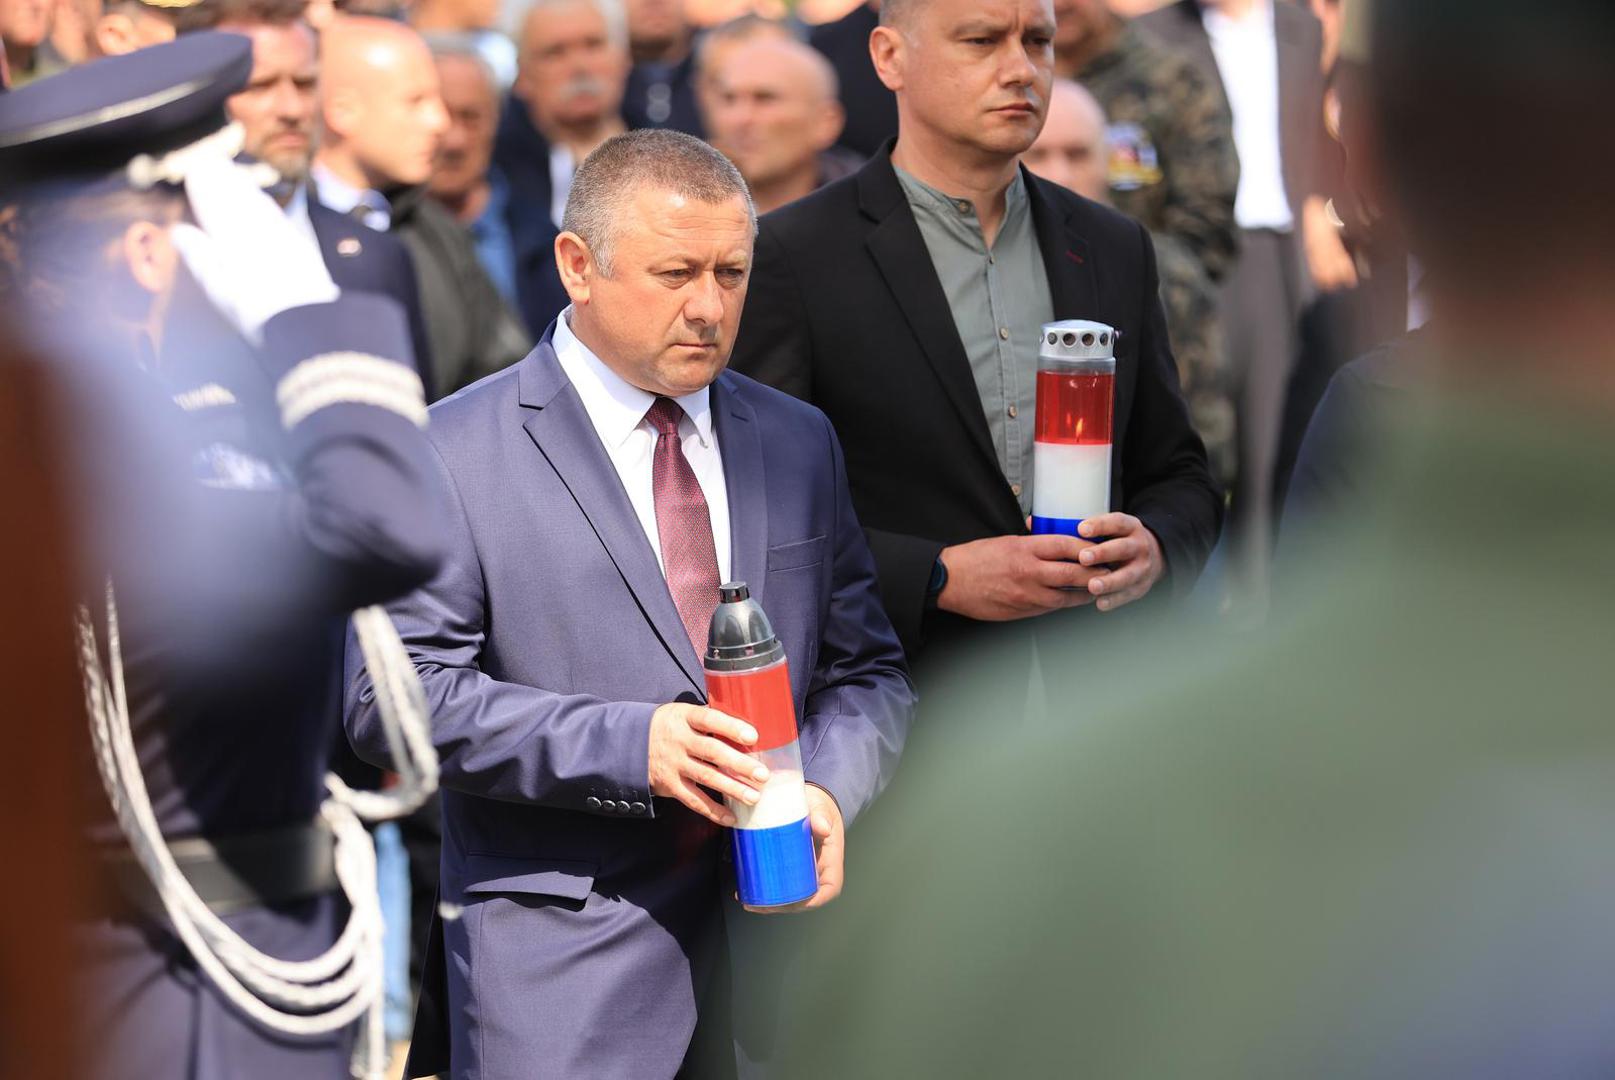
(1155, 59), (1241, 283)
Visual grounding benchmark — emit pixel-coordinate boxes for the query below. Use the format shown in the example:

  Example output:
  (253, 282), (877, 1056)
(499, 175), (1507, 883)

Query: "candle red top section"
(1034, 370), (1114, 445)
(705, 658), (799, 752)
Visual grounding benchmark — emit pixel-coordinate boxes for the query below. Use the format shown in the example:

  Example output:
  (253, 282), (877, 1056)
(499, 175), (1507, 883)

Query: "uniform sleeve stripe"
(277, 352), (428, 429)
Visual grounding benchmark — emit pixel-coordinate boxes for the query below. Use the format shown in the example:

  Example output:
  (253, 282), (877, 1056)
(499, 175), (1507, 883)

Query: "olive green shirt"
(895, 166), (1056, 515)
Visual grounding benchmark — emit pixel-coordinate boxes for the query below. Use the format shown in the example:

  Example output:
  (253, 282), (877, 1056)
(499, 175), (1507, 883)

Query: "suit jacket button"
(615, 800), (632, 813)
(630, 802), (646, 815)
(600, 799), (617, 812)
(586, 797), (601, 810)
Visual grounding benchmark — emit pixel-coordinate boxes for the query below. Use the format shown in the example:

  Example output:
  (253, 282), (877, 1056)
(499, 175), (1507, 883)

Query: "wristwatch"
(924, 555), (948, 610)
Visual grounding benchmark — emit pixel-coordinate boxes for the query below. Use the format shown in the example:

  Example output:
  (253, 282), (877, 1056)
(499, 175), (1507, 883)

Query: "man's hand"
(647, 704), (768, 827)
(1302, 195), (1359, 292)
(751, 784), (845, 913)
(936, 534), (1101, 621)
(1076, 513), (1166, 612)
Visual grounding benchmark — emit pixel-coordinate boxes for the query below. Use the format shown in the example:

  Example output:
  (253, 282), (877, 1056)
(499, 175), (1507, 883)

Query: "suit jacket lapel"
(712, 374), (768, 611)
(858, 150), (1002, 476)
(518, 338), (707, 692)
(1027, 168), (1099, 322)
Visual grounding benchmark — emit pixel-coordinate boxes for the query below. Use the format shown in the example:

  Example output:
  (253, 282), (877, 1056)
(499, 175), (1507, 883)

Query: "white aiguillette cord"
(76, 584), (438, 1080)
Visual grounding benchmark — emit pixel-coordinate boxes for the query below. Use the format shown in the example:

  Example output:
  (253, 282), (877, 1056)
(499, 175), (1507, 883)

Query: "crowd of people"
(2, 0), (1612, 1077)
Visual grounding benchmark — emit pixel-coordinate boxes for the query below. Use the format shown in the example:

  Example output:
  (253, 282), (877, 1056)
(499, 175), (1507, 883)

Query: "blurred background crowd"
(5, 0), (1613, 1076)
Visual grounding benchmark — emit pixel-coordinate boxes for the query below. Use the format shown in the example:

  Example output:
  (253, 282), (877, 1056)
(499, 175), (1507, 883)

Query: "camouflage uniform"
(1077, 22), (1241, 485)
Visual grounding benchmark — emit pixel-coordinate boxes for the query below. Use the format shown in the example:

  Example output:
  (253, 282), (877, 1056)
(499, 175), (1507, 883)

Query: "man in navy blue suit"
(346, 128), (915, 1079)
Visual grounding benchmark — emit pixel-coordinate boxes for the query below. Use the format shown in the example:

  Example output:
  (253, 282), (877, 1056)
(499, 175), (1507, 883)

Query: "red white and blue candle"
(704, 583), (818, 910)
(1031, 320), (1117, 538)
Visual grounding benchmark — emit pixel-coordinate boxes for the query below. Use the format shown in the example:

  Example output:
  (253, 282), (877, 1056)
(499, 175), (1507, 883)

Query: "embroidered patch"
(1106, 122), (1163, 192)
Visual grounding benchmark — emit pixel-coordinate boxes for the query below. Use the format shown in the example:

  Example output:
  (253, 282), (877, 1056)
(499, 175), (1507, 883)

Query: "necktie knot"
(646, 397), (685, 439)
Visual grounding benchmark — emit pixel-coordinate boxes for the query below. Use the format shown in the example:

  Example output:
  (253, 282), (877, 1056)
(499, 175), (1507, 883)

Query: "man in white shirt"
(344, 128), (913, 1080)
(1140, 0), (1332, 608)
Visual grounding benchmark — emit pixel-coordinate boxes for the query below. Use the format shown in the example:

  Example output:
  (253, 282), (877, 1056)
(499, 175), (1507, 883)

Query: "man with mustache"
(346, 128), (914, 1079)
(492, 0), (631, 337)
(315, 15), (530, 397)
(730, 0), (1221, 674)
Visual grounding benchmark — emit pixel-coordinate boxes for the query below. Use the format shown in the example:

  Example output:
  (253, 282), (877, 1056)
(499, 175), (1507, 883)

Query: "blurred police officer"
(0, 32), (446, 1077)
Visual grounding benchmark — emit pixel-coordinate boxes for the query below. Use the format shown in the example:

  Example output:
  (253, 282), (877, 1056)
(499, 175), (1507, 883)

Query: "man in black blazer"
(730, 0), (1222, 661)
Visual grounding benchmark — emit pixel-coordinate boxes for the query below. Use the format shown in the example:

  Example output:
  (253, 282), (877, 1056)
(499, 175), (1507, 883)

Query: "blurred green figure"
(738, 2), (1615, 1076)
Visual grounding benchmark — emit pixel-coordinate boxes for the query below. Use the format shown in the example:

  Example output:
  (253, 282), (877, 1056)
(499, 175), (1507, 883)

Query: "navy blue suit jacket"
(490, 98), (573, 337)
(345, 328), (914, 1079)
(308, 197), (437, 399)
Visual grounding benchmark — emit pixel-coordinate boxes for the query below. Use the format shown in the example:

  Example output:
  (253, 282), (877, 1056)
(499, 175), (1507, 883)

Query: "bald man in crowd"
(692, 13), (796, 127)
(705, 36), (858, 215)
(315, 15), (529, 397)
(1022, 76), (1109, 202)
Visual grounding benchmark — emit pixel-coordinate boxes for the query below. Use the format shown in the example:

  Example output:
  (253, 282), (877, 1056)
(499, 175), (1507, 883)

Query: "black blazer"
(490, 96), (573, 338)
(307, 197), (436, 399)
(729, 144), (1223, 655)
(1138, 0), (1326, 231)
(808, 2), (897, 160)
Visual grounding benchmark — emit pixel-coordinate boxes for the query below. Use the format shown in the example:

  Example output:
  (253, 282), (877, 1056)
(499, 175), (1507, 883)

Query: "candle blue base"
(1031, 515), (1087, 537)
(733, 817), (818, 909)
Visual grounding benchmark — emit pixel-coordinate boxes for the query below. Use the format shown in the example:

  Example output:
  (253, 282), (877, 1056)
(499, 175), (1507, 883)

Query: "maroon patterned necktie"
(646, 397), (721, 654)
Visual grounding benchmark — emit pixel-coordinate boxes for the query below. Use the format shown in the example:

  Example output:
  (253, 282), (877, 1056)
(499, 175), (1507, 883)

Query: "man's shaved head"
(706, 35), (844, 210)
(320, 16), (449, 188)
(728, 36), (838, 104)
(323, 13), (431, 84)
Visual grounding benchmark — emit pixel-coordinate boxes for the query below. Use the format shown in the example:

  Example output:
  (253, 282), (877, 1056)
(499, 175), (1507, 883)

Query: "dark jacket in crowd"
(730, 143), (1223, 658)
(307, 196), (438, 400)
(623, 50), (704, 137)
(808, 2), (897, 160)
(387, 184), (531, 398)
(490, 95), (575, 341)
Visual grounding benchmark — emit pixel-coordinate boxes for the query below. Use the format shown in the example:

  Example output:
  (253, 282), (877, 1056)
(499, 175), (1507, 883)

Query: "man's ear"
(869, 24), (905, 93)
(94, 11), (137, 56)
(122, 221), (177, 296)
(554, 230), (596, 305)
(322, 87), (362, 141)
(812, 99), (846, 154)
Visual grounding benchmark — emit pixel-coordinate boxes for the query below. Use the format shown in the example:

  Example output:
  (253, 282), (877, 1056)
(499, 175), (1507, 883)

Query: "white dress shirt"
(310, 160), (392, 232)
(552, 308), (732, 581)
(548, 145), (575, 231)
(283, 182), (320, 248)
(1204, 0), (1294, 231)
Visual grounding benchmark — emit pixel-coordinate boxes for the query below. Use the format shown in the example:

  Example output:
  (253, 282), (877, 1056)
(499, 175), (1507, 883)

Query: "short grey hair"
(517, 0), (627, 51)
(694, 13), (801, 75)
(424, 32), (499, 95)
(879, 0), (917, 28)
(561, 129), (756, 276)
